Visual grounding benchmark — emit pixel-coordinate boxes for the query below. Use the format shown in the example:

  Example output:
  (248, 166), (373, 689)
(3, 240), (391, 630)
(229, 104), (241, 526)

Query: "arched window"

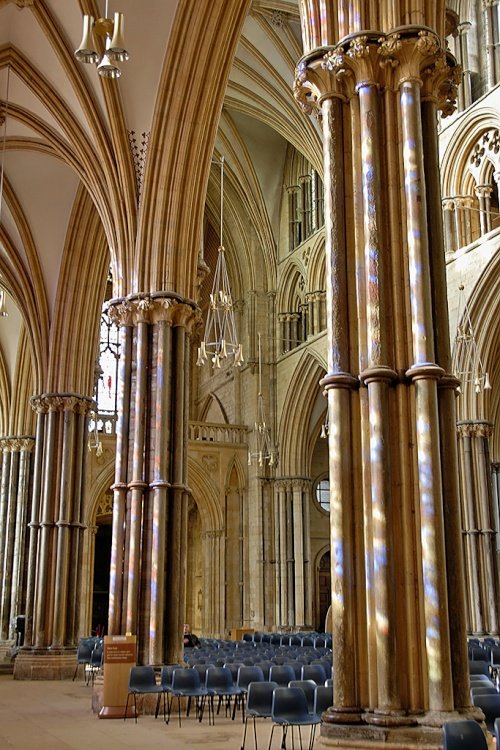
(314, 475), (330, 513)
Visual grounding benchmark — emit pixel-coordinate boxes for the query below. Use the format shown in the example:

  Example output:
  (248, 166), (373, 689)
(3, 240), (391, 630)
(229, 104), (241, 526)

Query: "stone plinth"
(317, 710), (492, 749)
(13, 649), (76, 680)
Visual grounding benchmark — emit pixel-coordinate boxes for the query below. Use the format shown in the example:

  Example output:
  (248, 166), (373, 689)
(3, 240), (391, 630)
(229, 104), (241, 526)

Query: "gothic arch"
(441, 108), (500, 197)
(278, 349), (327, 475)
(453, 251), (500, 452)
(198, 392), (230, 424)
(306, 232), (327, 293)
(277, 259), (306, 313)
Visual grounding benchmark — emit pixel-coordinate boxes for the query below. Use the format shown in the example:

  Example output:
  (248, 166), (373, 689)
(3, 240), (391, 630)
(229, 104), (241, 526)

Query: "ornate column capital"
(30, 393), (94, 415)
(442, 198), (456, 211)
(108, 292), (199, 330)
(0, 436), (35, 452)
(456, 420), (493, 438)
(475, 185), (493, 199)
(295, 30), (460, 117)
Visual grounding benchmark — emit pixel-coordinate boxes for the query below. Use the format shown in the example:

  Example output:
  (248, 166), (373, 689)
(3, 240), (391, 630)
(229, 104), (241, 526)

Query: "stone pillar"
(14, 395), (91, 680)
(299, 173), (312, 239)
(458, 22), (472, 109)
(287, 185), (301, 251)
(106, 294), (197, 666)
(0, 437), (34, 645)
(484, 0), (500, 88)
(295, 17), (477, 747)
(442, 199), (458, 255)
(475, 185), (493, 235)
(493, 462), (500, 588)
(274, 480), (288, 627)
(291, 478), (311, 628)
(457, 421), (500, 635)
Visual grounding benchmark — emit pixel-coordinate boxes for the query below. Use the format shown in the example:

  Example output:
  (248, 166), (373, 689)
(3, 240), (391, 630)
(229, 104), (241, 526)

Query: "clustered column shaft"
(295, 20), (472, 745)
(107, 294), (197, 665)
(0, 437), (35, 642)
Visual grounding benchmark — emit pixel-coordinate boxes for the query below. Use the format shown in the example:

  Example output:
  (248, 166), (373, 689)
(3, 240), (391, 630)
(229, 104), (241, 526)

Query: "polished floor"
(0, 674), (314, 750)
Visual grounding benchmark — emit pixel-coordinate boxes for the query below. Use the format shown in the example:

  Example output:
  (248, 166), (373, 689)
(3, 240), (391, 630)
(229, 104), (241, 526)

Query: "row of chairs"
(125, 664), (332, 749)
(72, 636), (104, 685)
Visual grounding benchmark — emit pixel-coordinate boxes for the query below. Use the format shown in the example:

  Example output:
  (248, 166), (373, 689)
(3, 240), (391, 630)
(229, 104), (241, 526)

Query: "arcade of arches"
(0, 1), (499, 748)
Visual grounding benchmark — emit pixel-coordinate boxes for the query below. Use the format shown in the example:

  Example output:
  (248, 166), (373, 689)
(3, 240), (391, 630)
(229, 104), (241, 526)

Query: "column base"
(13, 648), (77, 680)
(317, 709), (490, 749)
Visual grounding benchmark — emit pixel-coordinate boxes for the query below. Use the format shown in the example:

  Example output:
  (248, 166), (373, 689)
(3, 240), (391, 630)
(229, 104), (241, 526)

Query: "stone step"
(0, 662), (14, 675)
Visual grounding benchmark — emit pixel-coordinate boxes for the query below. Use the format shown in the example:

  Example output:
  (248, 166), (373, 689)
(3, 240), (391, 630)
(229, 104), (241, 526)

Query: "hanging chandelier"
(248, 334), (277, 467)
(452, 283), (491, 394)
(75, 1), (129, 79)
(0, 66), (9, 319)
(197, 155), (243, 369)
(320, 409), (329, 438)
(88, 411), (103, 457)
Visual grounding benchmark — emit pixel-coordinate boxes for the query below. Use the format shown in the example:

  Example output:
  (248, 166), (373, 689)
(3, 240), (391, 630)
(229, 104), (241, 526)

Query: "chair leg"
(123, 693), (130, 721)
(241, 715), (249, 750)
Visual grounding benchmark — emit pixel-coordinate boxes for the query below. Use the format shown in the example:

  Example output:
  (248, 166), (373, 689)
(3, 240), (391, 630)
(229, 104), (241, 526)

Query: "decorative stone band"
(294, 28), (461, 117)
(30, 393), (95, 415)
(0, 436), (35, 452)
(107, 291), (200, 330)
(456, 419), (494, 438)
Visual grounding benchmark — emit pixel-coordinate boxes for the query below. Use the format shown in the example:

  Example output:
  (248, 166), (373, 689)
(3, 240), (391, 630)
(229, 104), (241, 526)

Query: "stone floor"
(0, 674), (316, 750)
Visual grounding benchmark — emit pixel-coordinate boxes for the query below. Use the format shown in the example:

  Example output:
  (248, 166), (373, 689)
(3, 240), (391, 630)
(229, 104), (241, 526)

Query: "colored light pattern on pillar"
(416, 404), (442, 685)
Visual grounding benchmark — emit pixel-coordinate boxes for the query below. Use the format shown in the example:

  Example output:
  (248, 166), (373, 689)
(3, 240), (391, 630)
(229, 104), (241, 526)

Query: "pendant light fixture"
(75, 1), (129, 79)
(248, 333), (277, 467)
(197, 155), (243, 369)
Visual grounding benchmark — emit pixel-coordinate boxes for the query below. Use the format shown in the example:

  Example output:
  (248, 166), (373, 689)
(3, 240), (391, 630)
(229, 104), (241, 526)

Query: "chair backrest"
(160, 664), (180, 688)
(495, 717), (500, 749)
(246, 681), (279, 717)
(192, 662), (216, 681)
(314, 685), (333, 718)
(205, 666), (233, 691)
(284, 661), (303, 680)
(269, 664), (296, 686)
(471, 694), (500, 732)
(301, 636), (314, 647)
(76, 639), (94, 661)
(271, 686), (312, 722)
(224, 662), (244, 683)
(443, 720), (488, 749)
(491, 647), (500, 666)
(288, 680), (316, 712)
(469, 660), (490, 676)
(301, 663), (327, 685)
(128, 665), (157, 690)
(470, 674), (493, 684)
(172, 667), (201, 691)
(90, 644), (104, 667)
(470, 686), (498, 699)
(255, 661), (273, 679)
(470, 646), (490, 662)
(237, 665), (265, 691)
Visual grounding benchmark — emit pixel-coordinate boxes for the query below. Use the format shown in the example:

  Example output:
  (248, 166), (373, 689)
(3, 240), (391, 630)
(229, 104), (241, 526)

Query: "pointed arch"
(278, 349), (327, 475)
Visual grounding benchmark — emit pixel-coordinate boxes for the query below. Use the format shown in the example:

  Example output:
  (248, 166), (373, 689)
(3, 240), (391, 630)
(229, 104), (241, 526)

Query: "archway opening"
(92, 522), (112, 636)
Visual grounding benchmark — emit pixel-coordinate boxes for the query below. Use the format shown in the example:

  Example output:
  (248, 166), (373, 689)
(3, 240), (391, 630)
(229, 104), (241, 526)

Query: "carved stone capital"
(0, 436), (35, 452)
(295, 30), (459, 118)
(107, 293), (198, 330)
(30, 393), (94, 415)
